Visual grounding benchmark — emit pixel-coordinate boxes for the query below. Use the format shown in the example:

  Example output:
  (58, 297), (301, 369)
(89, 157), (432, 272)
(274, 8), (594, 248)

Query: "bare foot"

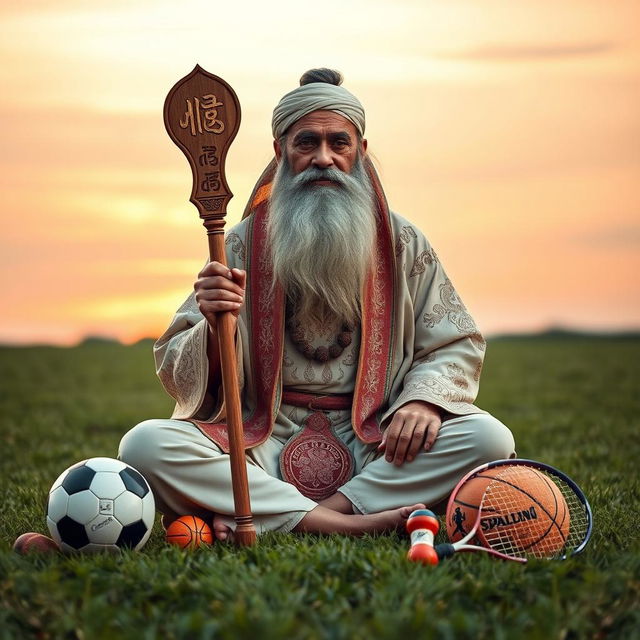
(318, 491), (354, 514)
(212, 514), (234, 542)
(364, 503), (426, 534)
(295, 503), (426, 536)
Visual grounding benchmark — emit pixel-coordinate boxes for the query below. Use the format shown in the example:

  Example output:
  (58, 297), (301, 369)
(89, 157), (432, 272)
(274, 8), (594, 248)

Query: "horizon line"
(2, 325), (639, 349)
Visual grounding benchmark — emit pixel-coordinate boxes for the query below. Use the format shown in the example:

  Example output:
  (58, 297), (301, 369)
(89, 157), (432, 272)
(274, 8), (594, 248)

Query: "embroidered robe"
(154, 210), (487, 451)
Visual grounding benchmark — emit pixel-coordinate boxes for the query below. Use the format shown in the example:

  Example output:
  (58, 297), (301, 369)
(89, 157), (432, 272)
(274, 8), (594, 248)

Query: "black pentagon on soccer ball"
(117, 520), (148, 548)
(57, 515), (90, 549)
(62, 465), (96, 495)
(119, 467), (149, 498)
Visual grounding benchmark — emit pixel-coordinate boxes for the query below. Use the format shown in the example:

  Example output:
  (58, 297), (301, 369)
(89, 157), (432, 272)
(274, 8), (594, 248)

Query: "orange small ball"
(165, 516), (213, 549)
(407, 544), (439, 565)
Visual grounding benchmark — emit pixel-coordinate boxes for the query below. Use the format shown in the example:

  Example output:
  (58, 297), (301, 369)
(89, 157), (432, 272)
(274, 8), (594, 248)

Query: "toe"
(400, 503), (427, 518)
(212, 515), (233, 542)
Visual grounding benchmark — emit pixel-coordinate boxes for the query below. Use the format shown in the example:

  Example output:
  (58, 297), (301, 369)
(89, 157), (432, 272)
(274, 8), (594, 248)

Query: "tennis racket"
(436, 458), (593, 563)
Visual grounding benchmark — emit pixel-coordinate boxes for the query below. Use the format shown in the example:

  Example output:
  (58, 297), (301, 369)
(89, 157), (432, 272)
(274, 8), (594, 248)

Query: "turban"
(272, 82), (366, 139)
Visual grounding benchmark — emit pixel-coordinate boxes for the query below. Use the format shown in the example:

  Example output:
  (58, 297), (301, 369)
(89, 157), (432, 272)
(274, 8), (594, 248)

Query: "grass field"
(1, 337), (638, 639)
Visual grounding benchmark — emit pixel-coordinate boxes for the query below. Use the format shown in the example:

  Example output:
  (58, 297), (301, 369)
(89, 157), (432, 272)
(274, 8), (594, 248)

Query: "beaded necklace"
(286, 316), (355, 363)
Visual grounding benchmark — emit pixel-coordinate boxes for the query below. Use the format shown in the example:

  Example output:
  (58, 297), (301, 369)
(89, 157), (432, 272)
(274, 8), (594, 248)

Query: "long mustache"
(291, 166), (351, 188)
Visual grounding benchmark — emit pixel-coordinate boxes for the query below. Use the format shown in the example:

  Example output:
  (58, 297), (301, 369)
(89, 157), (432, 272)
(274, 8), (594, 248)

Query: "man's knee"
(469, 414), (516, 464)
(118, 419), (167, 475)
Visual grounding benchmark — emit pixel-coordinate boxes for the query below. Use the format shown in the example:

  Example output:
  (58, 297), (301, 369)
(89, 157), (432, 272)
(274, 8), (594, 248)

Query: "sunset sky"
(1, 0), (638, 345)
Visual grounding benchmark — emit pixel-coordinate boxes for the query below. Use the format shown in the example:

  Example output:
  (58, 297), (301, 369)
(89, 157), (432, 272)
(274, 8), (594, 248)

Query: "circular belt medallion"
(280, 412), (354, 500)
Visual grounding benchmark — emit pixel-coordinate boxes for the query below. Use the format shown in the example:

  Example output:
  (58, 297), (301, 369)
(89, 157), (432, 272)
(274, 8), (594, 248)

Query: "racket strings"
(481, 466), (589, 559)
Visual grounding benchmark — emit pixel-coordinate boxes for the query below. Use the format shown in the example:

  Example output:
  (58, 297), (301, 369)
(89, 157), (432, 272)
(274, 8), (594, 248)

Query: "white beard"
(267, 155), (376, 328)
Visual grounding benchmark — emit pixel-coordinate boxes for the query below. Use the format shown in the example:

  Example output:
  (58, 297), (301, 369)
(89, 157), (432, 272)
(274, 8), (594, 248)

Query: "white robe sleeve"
(381, 217), (486, 424)
(153, 223), (249, 422)
(153, 293), (212, 420)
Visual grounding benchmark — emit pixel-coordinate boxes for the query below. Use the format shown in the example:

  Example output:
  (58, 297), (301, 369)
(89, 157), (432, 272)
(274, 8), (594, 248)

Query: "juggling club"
(406, 509), (440, 565)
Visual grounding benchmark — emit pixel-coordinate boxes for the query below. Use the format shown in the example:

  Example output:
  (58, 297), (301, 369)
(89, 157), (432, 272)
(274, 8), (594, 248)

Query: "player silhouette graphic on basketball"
(452, 507), (467, 536)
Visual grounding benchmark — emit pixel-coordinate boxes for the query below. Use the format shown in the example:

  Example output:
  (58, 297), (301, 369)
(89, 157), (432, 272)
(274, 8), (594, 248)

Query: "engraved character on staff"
(180, 94), (225, 136)
(120, 68), (516, 540)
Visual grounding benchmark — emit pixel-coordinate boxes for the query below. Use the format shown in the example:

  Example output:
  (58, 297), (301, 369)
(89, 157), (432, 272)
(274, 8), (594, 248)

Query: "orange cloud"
(438, 41), (616, 61)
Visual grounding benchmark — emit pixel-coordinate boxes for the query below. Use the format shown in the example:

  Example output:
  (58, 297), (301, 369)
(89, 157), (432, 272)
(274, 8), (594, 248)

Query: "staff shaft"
(208, 231), (256, 546)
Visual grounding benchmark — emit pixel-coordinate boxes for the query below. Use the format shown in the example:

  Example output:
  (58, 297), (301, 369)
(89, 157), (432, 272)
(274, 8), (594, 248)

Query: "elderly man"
(119, 68), (515, 540)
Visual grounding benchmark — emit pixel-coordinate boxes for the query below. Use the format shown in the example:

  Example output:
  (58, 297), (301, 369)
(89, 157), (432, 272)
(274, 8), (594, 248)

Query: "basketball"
(447, 464), (570, 558)
(165, 516), (213, 549)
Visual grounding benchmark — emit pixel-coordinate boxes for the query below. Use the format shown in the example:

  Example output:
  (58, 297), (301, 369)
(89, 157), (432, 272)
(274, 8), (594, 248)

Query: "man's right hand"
(194, 262), (246, 328)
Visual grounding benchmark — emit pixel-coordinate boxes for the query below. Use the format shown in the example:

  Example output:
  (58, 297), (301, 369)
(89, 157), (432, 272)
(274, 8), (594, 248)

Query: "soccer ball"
(46, 457), (155, 553)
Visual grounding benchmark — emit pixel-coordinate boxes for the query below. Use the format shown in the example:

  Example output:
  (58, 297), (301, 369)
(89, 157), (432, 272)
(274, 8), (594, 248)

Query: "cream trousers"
(118, 411), (515, 535)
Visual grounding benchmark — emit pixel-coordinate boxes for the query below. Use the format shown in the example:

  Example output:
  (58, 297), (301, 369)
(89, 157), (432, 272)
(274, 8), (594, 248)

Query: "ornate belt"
(279, 391), (355, 501)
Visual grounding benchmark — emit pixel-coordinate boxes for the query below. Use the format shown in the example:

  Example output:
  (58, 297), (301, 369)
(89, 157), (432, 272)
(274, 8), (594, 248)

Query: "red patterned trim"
(194, 196), (284, 453)
(352, 160), (396, 443)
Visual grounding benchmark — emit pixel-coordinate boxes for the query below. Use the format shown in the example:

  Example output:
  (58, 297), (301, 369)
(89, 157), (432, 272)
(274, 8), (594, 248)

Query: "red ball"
(407, 544), (439, 565)
(406, 514), (440, 536)
(165, 516), (213, 549)
(13, 532), (60, 554)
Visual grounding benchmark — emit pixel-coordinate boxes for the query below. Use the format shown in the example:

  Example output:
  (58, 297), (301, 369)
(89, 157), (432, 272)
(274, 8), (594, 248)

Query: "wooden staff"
(163, 65), (256, 546)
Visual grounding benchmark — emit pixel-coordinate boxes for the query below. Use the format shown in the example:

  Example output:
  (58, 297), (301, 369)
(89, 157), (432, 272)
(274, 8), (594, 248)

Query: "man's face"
(274, 110), (367, 179)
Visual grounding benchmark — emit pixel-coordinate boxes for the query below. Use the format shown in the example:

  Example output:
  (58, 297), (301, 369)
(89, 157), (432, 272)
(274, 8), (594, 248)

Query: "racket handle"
(406, 509), (440, 565)
(435, 543), (455, 560)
